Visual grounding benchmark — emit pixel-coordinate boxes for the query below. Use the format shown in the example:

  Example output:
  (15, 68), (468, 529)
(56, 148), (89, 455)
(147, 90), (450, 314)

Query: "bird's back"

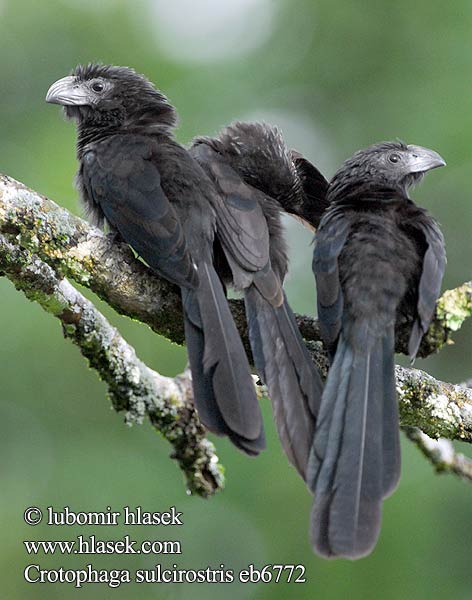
(338, 204), (422, 346)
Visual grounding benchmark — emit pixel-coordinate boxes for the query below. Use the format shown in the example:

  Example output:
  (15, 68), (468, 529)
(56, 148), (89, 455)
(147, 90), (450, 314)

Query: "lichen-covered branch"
(1, 173), (472, 486)
(396, 365), (472, 442)
(0, 233), (223, 498)
(403, 427), (472, 481)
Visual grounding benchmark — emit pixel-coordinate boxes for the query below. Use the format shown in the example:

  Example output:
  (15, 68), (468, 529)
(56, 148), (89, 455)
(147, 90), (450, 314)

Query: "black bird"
(309, 141), (446, 558)
(45, 64), (265, 455)
(191, 122), (324, 480)
(192, 121), (330, 231)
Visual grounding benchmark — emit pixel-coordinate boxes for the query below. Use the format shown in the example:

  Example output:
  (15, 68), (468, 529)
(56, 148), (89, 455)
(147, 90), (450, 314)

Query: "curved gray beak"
(45, 76), (89, 106)
(407, 144), (446, 173)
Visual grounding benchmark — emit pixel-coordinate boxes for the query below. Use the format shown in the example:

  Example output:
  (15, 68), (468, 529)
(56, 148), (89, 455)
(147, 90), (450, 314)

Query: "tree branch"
(0, 233), (223, 497)
(403, 427), (472, 482)
(396, 366), (472, 442)
(1, 173), (471, 490)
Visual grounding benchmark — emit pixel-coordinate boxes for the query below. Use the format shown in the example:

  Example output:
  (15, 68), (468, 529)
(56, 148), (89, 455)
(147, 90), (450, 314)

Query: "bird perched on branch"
(309, 141), (446, 558)
(191, 124), (324, 481)
(201, 126), (447, 558)
(45, 64), (265, 455)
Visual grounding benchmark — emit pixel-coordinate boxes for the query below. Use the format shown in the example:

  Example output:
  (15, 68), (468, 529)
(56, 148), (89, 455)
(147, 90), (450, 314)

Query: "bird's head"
(329, 141), (446, 201)
(45, 63), (177, 133)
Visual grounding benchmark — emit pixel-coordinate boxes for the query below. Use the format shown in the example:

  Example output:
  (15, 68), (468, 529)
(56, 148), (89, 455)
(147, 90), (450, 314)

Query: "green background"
(1, 1), (471, 598)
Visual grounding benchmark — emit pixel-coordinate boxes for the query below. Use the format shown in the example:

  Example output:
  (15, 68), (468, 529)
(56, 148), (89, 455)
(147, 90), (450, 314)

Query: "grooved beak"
(45, 76), (89, 106)
(407, 145), (446, 173)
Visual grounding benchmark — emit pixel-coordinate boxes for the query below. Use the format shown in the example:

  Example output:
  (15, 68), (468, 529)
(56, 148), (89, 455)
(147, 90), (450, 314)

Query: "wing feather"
(312, 208), (351, 352)
(406, 210), (446, 358)
(81, 135), (197, 289)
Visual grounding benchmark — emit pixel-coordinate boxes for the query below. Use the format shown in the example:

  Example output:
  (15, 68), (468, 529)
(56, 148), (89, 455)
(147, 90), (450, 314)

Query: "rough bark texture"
(396, 366), (472, 442)
(404, 427), (472, 481)
(1, 173), (471, 494)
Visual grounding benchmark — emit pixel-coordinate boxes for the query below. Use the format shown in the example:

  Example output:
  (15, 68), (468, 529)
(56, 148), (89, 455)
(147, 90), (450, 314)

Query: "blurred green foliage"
(1, 1), (471, 598)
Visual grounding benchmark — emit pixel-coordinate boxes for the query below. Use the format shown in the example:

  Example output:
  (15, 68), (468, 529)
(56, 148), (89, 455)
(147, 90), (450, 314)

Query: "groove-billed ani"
(192, 122), (330, 231)
(190, 125), (324, 479)
(309, 141), (446, 559)
(45, 64), (265, 455)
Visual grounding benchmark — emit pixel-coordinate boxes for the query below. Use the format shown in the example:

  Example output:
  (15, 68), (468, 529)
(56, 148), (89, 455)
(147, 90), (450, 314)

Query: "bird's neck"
(123, 104), (177, 136)
(76, 122), (121, 155)
(328, 180), (409, 208)
(76, 117), (174, 158)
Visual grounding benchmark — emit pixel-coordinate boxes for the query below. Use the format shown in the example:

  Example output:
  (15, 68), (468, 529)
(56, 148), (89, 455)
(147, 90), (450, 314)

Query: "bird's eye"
(388, 153), (401, 163)
(91, 81), (104, 93)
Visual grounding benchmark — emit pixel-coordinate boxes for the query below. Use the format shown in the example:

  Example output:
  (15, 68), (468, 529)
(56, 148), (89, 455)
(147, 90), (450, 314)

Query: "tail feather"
(183, 314), (228, 436)
(245, 286), (323, 478)
(275, 294), (323, 416)
(183, 262), (265, 455)
(254, 301), (309, 473)
(306, 342), (351, 492)
(381, 332), (401, 497)
(310, 330), (398, 559)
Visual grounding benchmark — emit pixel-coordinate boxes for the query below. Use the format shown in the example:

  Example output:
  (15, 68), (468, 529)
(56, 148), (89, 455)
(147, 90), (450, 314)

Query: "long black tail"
(182, 261), (265, 455)
(307, 327), (400, 559)
(244, 286), (323, 477)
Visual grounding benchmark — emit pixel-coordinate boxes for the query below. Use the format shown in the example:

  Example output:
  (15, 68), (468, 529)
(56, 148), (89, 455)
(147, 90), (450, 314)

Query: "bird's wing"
(406, 209), (446, 358)
(312, 207), (351, 352)
(81, 135), (198, 289)
(290, 150), (330, 229)
(192, 143), (282, 305)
